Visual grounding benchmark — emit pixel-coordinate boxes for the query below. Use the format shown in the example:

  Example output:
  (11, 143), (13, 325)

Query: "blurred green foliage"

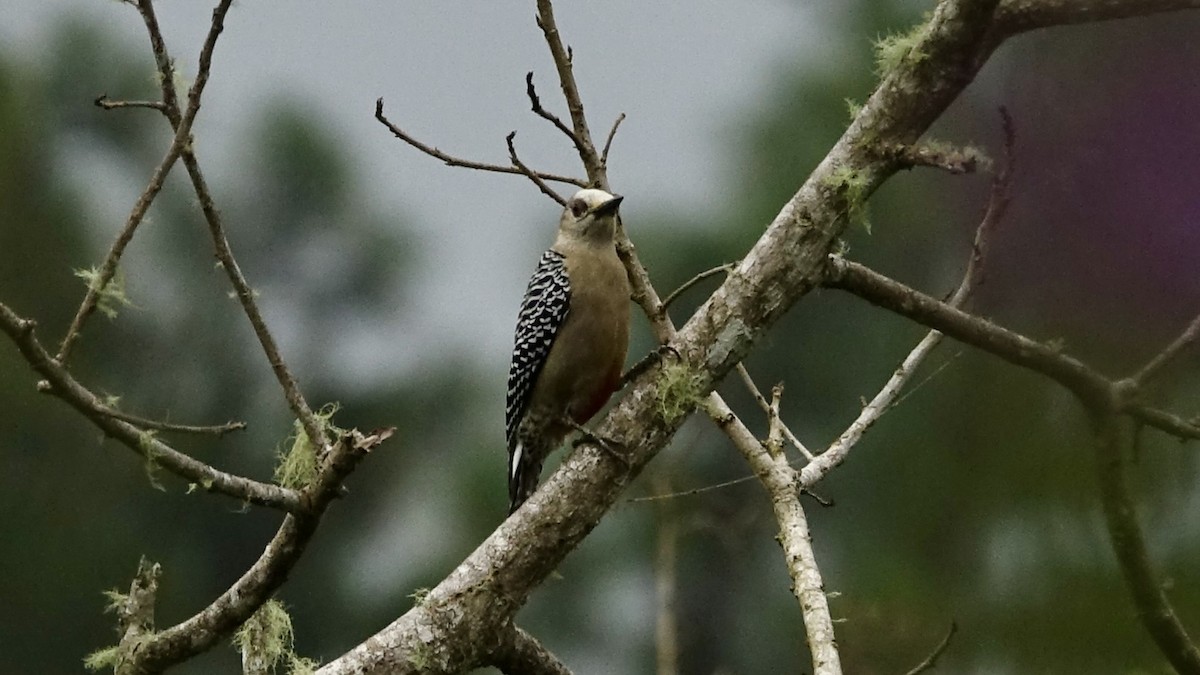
(2, 4), (1199, 675)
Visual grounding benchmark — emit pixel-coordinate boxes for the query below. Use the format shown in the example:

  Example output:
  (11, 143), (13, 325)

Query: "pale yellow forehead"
(570, 188), (616, 210)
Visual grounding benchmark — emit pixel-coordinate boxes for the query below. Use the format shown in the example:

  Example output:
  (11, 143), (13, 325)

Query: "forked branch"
(375, 98), (586, 188)
(0, 303), (302, 512)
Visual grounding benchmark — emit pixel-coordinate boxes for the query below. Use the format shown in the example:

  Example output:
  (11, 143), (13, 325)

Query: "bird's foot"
(619, 343), (682, 388)
(565, 418), (630, 469)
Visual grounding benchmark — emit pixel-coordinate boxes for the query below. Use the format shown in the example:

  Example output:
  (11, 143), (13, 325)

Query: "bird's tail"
(508, 440), (546, 514)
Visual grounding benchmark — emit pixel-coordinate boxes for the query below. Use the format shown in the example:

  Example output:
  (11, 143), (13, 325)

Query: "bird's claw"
(566, 418), (630, 470)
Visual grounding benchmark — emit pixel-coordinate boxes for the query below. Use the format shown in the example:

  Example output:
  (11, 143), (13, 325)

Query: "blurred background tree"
(1, 2), (1198, 673)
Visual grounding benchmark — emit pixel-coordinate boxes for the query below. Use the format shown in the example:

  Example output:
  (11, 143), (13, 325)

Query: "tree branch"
(119, 0), (330, 452)
(881, 140), (984, 175)
(60, 4), (397, 669)
(100, 407), (246, 437)
(315, 1), (1200, 671)
(904, 621), (958, 675)
(600, 112), (626, 169)
(1091, 411), (1200, 674)
(532, 0), (676, 347)
(823, 258), (1200, 441)
(94, 95), (168, 113)
(507, 131), (568, 206)
(491, 626), (573, 675)
(131, 428), (390, 673)
(659, 263), (734, 316)
(703, 392), (842, 675)
(1127, 312), (1200, 389)
(806, 110), (1013, 485)
(525, 71), (582, 152)
(533, 1), (603, 181)
(0, 303), (304, 511)
(56, 0), (218, 364)
(989, 0), (1200, 47)
(90, 0), (329, 449)
(735, 364), (814, 460)
(374, 98), (586, 187)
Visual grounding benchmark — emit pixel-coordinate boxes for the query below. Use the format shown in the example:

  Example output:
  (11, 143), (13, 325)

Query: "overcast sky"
(4, 1), (841, 383)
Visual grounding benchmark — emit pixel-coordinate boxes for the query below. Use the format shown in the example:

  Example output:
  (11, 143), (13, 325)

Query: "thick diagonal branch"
(318, 1), (1200, 672)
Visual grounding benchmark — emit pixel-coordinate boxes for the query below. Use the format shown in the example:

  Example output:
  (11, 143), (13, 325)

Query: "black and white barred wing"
(505, 249), (571, 450)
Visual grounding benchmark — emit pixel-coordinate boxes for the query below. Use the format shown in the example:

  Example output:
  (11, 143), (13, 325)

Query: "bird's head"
(558, 188), (623, 243)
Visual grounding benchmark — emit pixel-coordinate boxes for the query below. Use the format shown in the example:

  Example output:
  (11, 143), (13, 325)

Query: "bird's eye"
(570, 201), (588, 218)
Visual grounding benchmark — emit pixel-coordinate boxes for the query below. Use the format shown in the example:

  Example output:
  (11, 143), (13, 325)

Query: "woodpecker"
(505, 188), (630, 514)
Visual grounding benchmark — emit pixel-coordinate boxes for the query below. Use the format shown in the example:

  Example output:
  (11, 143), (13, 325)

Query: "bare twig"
(189, 158), (331, 448)
(507, 132), (567, 206)
(1128, 404), (1200, 440)
(805, 326), (949, 487)
(525, 71), (582, 151)
(102, 406), (246, 437)
(659, 263), (734, 314)
(0, 303), (303, 511)
(60, 0), (239, 365)
(765, 384), (785, 458)
(122, 0), (329, 452)
(94, 94), (168, 112)
(534, 1), (603, 180)
(956, 107), (1015, 305)
(600, 112), (626, 168)
(1091, 411), (1200, 673)
(736, 363), (815, 460)
(805, 115), (1014, 483)
(1128, 312), (1200, 389)
(824, 258), (1200, 443)
(133, 0), (182, 121)
(98, 0), (322, 449)
(626, 473), (759, 503)
(904, 621), (958, 675)
(56, 2), (206, 365)
(704, 392), (842, 675)
(374, 99), (586, 187)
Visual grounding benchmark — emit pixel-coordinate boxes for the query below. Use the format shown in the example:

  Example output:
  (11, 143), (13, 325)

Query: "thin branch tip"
(376, 102), (585, 187)
(905, 620), (958, 675)
(601, 112), (626, 165)
(524, 70), (579, 147)
(506, 132), (567, 205)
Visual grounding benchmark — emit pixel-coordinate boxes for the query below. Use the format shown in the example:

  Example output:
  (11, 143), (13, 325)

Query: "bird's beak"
(591, 194), (624, 217)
